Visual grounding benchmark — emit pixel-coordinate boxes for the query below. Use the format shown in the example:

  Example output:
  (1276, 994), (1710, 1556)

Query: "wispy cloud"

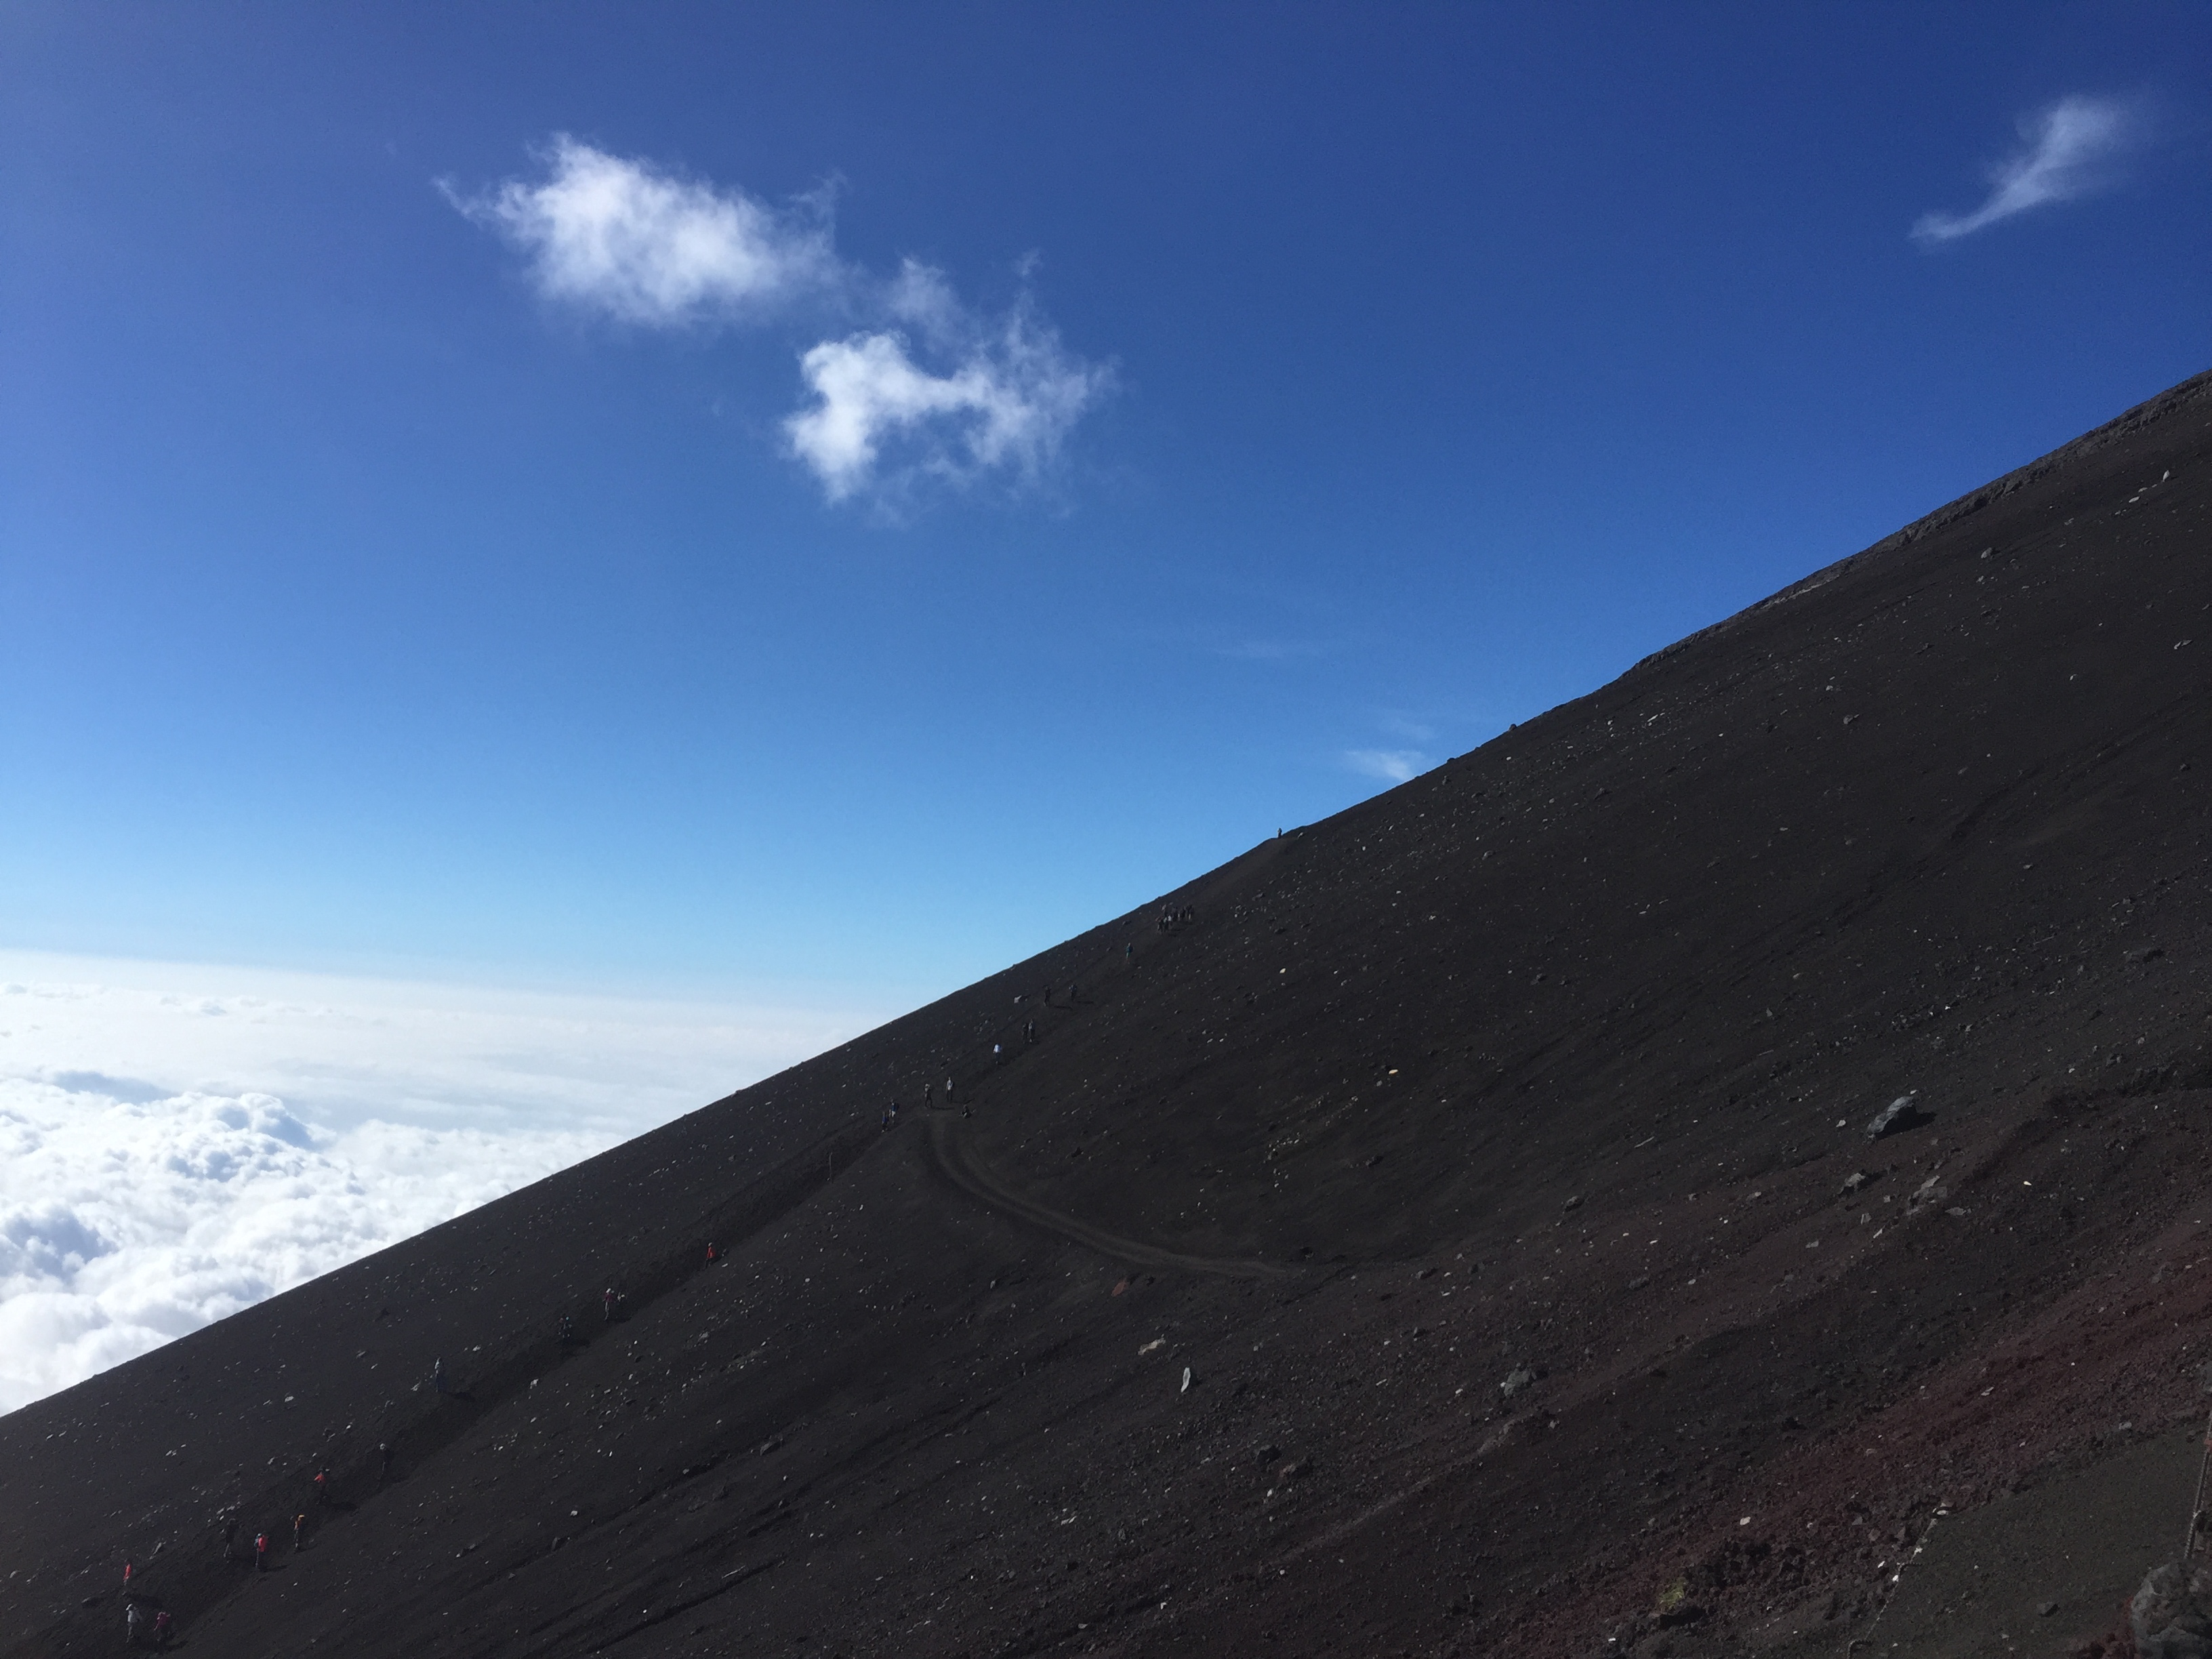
(1344, 748), (1432, 784)
(446, 136), (836, 325)
(1912, 95), (2139, 245)
(451, 140), (1107, 508)
(1214, 639), (1332, 663)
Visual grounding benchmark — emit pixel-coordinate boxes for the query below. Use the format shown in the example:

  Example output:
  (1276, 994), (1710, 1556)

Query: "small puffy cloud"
(1912, 96), (2139, 245)
(785, 303), (1107, 503)
(453, 144), (1107, 508)
(1345, 748), (1432, 784)
(449, 136), (835, 325)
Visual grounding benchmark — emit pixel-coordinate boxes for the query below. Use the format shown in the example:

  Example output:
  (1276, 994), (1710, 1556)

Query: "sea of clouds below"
(0, 951), (888, 1415)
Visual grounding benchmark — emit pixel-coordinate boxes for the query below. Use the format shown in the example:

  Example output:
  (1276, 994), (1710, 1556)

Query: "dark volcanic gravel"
(4, 369), (2211, 1659)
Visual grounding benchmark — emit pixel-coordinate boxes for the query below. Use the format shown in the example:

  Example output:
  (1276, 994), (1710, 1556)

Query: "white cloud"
(1912, 96), (2139, 245)
(785, 301), (1107, 503)
(449, 136), (835, 325)
(0, 1080), (604, 1414)
(0, 951), (889, 1413)
(1344, 748), (1431, 784)
(453, 144), (1108, 507)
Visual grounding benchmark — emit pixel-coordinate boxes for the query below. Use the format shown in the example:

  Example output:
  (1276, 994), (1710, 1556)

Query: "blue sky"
(5, 1), (2209, 1006)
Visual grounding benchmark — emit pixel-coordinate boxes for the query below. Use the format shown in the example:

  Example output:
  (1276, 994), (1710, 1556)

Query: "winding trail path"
(924, 1113), (1302, 1281)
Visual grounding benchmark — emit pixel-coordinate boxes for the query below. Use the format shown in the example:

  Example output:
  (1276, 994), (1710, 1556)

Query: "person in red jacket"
(253, 1532), (268, 1572)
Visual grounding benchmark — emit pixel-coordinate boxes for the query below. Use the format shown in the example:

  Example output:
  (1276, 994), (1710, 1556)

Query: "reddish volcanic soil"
(3, 370), (2211, 1659)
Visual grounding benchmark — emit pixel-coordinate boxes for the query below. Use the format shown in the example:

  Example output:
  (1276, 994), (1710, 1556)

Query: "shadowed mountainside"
(3, 369), (2211, 1659)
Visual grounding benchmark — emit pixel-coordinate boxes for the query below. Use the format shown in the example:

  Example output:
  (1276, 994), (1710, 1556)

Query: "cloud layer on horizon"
(452, 140), (1107, 507)
(1913, 96), (2139, 245)
(0, 1079), (605, 1414)
(0, 953), (886, 1413)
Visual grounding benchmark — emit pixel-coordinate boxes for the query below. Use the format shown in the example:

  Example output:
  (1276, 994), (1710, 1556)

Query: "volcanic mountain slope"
(4, 369), (2211, 1659)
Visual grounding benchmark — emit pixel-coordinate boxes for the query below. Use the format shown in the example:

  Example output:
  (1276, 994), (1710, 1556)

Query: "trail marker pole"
(2184, 1404), (2212, 1563)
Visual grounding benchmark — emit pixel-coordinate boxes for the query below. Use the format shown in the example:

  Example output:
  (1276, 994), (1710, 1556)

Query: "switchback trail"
(924, 1112), (1302, 1280)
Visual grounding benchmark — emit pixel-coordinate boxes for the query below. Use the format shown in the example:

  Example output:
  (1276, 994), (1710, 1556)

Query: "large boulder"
(1866, 1094), (1932, 1141)
(2131, 1561), (2212, 1659)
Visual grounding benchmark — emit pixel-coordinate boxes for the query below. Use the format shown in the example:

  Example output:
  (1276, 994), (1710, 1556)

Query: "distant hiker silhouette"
(705, 1241), (716, 1265)
(254, 1532), (268, 1572)
(377, 1440), (392, 1479)
(603, 1288), (616, 1322)
(125, 1601), (144, 1646)
(313, 1470), (329, 1506)
(152, 1610), (172, 1648)
(432, 1357), (450, 1395)
(293, 1512), (306, 1550)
